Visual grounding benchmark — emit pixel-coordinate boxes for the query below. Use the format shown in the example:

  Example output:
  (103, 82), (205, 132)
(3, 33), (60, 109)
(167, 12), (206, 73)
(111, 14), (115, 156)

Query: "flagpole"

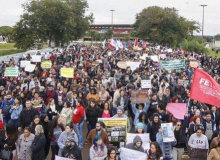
(110, 10), (115, 38)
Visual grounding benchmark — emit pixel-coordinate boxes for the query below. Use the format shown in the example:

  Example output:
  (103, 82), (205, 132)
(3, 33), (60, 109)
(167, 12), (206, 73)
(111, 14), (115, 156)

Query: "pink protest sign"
(159, 54), (166, 59)
(167, 103), (186, 120)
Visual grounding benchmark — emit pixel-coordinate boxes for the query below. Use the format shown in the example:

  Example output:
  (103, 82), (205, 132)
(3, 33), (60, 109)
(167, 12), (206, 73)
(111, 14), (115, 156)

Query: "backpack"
(2, 101), (12, 118)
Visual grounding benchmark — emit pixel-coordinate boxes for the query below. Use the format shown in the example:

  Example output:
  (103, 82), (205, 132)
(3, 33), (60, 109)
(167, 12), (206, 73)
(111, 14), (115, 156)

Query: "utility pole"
(200, 4), (207, 43)
(110, 10), (115, 37)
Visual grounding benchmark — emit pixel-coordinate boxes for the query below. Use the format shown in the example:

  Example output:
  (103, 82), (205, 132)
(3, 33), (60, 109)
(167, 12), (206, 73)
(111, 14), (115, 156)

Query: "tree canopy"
(13, 0), (93, 50)
(0, 26), (13, 42)
(181, 39), (208, 54)
(133, 6), (200, 47)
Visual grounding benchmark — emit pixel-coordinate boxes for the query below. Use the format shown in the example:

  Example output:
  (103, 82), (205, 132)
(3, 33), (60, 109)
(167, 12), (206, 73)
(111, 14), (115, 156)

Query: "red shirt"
(72, 105), (85, 124)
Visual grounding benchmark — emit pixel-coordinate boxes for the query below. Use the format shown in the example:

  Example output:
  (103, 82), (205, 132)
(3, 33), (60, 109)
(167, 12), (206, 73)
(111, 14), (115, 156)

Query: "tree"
(103, 29), (113, 40)
(87, 30), (97, 44)
(13, 0), (93, 50)
(133, 6), (199, 47)
(181, 39), (208, 54)
(0, 26), (13, 42)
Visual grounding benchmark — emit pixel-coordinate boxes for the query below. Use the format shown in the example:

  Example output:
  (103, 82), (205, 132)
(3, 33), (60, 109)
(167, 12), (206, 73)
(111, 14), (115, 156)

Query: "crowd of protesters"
(0, 42), (219, 160)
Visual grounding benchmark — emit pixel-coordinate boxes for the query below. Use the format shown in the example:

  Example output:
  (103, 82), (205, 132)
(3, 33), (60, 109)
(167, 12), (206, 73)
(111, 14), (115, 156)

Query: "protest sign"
(31, 55), (42, 62)
(60, 68), (74, 78)
(141, 80), (151, 88)
(20, 60), (31, 68)
(25, 64), (36, 72)
(161, 59), (185, 72)
(4, 67), (18, 77)
(167, 48), (173, 53)
(126, 62), (141, 71)
(161, 123), (175, 142)
(159, 54), (167, 59)
(117, 61), (127, 69)
(190, 61), (198, 68)
(130, 90), (149, 103)
(41, 61), (52, 69)
(179, 80), (189, 86)
(55, 156), (72, 160)
(98, 118), (127, 149)
(150, 55), (159, 62)
(143, 53), (149, 57)
(140, 56), (146, 61)
(120, 147), (147, 160)
(190, 149), (208, 160)
(167, 103), (186, 120)
(126, 133), (150, 150)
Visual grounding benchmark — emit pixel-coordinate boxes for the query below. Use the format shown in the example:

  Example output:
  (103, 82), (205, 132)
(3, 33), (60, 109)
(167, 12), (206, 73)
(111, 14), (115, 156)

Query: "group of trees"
(0, 26), (13, 42)
(13, 0), (93, 49)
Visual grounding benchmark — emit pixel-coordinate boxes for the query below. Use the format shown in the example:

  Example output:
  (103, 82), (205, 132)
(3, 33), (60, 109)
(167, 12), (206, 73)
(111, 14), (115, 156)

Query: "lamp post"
(200, 4), (207, 43)
(110, 10), (115, 37)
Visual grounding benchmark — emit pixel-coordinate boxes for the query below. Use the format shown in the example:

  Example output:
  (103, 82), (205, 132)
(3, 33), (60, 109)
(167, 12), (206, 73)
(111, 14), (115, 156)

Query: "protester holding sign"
(146, 142), (163, 160)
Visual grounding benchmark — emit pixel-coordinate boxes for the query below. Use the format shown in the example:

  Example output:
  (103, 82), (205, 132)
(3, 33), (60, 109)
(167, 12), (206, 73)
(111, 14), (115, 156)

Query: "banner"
(60, 68), (74, 78)
(161, 59), (185, 72)
(25, 64), (36, 72)
(141, 80), (151, 88)
(190, 149), (208, 160)
(190, 68), (220, 108)
(120, 148), (147, 160)
(98, 118), (127, 149)
(126, 62), (141, 71)
(117, 61), (127, 69)
(131, 90), (149, 103)
(41, 61), (52, 69)
(4, 67), (18, 77)
(126, 133), (150, 150)
(20, 60), (31, 68)
(161, 123), (175, 142)
(31, 55), (42, 62)
(55, 156), (72, 160)
(167, 103), (186, 120)
(150, 56), (159, 62)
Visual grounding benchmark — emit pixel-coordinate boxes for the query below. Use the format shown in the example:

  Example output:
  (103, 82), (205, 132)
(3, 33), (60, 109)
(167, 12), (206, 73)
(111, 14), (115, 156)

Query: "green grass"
(0, 49), (25, 57)
(0, 43), (16, 50)
(207, 49), (220, 58)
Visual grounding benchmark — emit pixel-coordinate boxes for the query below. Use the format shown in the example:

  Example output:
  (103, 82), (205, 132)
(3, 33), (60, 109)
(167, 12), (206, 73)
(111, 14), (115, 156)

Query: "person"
(57, 123), (78, 156)
(9, 96), (23, 128)
(148, 113), (161, 142)
(113, 106), (131, 132)
(30, 115), (41, 134)
(99, 86), (110, 108)
(104, 147), (121, 160)
(62, 136), (82, 160)
(147, 142), (163, 160)
(86, 88), (100, 104)
(189, 116), (204, 136)
(45, 85), (58, 105)
(86, 99), (100, 136)
(46, 98), (59, 121)
(188, 127), (209, 150)
(18, 100), (39, 132)
(60, 101), (72, 125)
(132, 103), (149, 125)
(17, 126), (35, 160)
(31, 92), (44, 112)
(135, 112), (148, 132)
(126, 135), (145, 152)
(0, 123), (17, 160)
(49, 116), (65, 160)
(207, 141), (220, 160)
(99, 102), (113, 118)
(40, 114), (50, 159)
(116, 90), (129, 115)
(156, 127), (177, 160)
(135, 123), (145, 134)
(210, 131), (220, 150)
(31, 125), (46, 160)
(72, 99), (85, 149)
(89, 133), (107, 160)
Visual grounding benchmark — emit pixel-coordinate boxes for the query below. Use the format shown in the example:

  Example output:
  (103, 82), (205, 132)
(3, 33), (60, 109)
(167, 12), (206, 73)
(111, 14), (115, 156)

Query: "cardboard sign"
(4, 67), (18, 77)
(41, 61), (52, 69)
(117, 61), (127, 69)
(167, 103), (186, 120)
(120, 148), (147, 160)
(60, 68), (74, 78)
(130, 90), (149, 103)
(20, 60), (31, 68)
(190, 61), (198, 68)
(25, 64), (36, 72)
(31, 55), (42, 62)
(126, 133), (150, 150)
(141, 80), (151, 88)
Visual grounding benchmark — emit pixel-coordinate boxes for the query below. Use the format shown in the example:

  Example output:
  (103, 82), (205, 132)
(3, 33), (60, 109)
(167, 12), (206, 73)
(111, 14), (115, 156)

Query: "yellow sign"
(60, 68), (74, 78)
(133, 46), (138, 50)
(41, 61), (52, 69)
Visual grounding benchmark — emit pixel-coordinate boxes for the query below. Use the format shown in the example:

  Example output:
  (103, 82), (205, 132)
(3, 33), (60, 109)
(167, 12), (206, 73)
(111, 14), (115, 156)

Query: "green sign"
(4, 67), (19, 77)
(161, 59), (185, 72)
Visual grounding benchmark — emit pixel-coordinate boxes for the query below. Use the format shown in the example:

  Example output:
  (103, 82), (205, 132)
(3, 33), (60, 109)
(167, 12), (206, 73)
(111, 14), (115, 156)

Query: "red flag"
(134, 38), (139, 47)
(142, 41), (149, 48)
(190, 68), (220, 108)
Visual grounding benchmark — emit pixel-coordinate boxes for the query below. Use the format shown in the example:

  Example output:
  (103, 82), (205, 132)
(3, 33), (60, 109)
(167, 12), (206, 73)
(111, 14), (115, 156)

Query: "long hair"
(147, 142), (162, 160)
(138, 112), (148, 125)
(46, 98), (54, 111)
(107, 147), (117, 159)
(35, 125), (44, 136)
(48, 116), (65, 136)
(93, 133), (105, 151)
(6, 123), (17, 142)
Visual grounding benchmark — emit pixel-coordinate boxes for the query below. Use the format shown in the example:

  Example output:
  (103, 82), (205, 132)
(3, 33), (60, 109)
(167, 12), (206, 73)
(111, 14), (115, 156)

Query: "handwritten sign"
(4, 67), (18, 77)
(120, 148), (147, 160)
(141, 80), (151, 88)
(41, 61), (52, 69)
(131, 90), (149, 103)
(25, 64), (36, 72)
(167, 103), (186, 120)
(117, 61), (127, 69)
(60, 68), (74, 78)
(20, 61), (31, 68)
(31, 55), (42, 62)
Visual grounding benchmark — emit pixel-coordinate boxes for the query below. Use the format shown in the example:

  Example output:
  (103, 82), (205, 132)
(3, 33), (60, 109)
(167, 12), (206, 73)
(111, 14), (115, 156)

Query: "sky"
(0, 0), (219, 36)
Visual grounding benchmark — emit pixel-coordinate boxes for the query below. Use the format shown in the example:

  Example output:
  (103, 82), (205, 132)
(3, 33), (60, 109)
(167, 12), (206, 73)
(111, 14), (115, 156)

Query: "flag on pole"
(142, 41), (149, 48)
(190, 68), (220, 108)
(134, 38), (139, 47)
(102, 39), (106, 49)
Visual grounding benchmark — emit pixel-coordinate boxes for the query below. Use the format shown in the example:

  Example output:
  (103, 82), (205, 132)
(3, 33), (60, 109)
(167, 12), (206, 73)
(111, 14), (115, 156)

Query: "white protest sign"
(126, 62), (141, 71)
(25, 64), (36, 72)
(55, 156), (72, 160)
(126, 133), (150, 150)
(150, 56), (159, 62)
(161, 123), (175, 142)
(31, 55), (42, 62)
(167, 48), (173, 53)
(20, 61), (31, 68)
(143, 54), (149, 57)
(120, 147), (147, 160)
(141, 80), (151, 88)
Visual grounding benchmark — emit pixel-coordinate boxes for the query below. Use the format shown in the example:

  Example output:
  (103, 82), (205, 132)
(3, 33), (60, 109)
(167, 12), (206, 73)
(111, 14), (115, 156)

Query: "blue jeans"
(74, 121), (84, 148)
(87, 123), (96, 137)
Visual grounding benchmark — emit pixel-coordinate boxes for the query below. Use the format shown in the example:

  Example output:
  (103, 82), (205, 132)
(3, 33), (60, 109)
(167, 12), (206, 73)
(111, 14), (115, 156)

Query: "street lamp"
(110, 10), (115, 37)
(200, 4), (207, 43)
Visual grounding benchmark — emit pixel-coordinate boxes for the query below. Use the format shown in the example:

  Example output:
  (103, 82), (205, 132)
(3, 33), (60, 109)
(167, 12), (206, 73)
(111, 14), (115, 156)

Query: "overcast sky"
(0, 0), (219, 36)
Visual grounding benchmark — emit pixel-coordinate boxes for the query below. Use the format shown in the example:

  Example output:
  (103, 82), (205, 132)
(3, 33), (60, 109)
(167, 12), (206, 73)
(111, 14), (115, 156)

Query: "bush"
(181, 39), (208, 54)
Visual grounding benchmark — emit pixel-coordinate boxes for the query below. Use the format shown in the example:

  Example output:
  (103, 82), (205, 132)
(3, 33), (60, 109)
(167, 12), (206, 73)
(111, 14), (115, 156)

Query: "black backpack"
(2, 101), (12, 118)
